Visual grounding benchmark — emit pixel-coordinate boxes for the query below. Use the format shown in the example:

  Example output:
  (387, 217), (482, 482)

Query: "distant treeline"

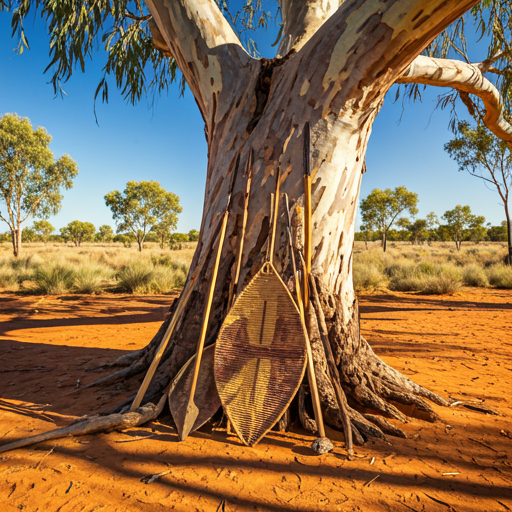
(0, 222), (199, 250)
(355, 220), (508, 244)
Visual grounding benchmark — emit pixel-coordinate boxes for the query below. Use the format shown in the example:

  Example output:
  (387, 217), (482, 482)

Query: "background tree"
(488, 221), (508, 242)
(470, 220), (488, 243)
(187, 229), (199, 242)
(360, 187), (419, 252)
(21, 226), (37, 243)
(151, 213), (179, 249)
(96, 225), (114, 243)
(105, 181), (182, 252)
(32, 220), (54, 243)
(5, 0), (512, 444)
(426, 212), (440, 245)
(442, 205), (482, 250)
(113, 232), (136, 248)
(406, 219), (427, 245)
(169, 232), (189, 251)
(358, 223), (375, 250)
(0, 113), (78, 257)
(60, 221), (96, 247)
(446, 121), (511, 264)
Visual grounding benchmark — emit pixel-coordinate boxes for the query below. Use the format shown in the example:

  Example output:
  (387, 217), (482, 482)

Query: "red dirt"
(0, 289), (511, 512)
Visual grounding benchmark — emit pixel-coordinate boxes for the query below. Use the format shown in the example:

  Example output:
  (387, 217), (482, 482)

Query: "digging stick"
(130, 248), (210, 411)
(269, 166), (281, 265)
(303, 122), (312, 308)
(284, 194), (326, 440)
(308, 274), (354, 455)
(230, 149), (253, 303)
(180, 205), (230, 441)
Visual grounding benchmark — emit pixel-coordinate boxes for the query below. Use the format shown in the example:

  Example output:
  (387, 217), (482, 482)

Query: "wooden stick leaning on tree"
(308, 273), (354, 456)
(179, 201), (231, 441)
(303, 121), (312, 308)
(230, 149), (253, 304)
(130, 159), (240, 412)
(284, 194), (331, 453)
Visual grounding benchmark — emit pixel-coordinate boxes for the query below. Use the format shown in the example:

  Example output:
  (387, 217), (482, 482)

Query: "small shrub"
(74, 265), (113, 294)
(352, 262), (386, 292)
(116, 264), (154, 294)
(486, 264), (512, 289)
(389, 274), (425, 292)
(0, 267), (17, 290)
(420, 273), (461, 295)
(462, 264), (489, 287)
(33, 264), (75, 294)
(150, 266), (187, 293)
(151, 254), (174, 267)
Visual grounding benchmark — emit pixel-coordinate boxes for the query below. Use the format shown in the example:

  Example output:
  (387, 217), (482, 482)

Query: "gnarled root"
(296, 276), (450, 450)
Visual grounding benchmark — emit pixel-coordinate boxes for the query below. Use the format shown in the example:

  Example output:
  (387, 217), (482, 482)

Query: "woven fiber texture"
(214, 262), (307, 446)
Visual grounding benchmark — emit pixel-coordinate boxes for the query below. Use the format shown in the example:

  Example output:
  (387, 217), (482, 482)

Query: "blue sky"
(0, 8), (507, 235)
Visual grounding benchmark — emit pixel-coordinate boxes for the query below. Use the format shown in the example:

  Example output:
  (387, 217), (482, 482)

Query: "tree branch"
(144, 0), (253, 127)
(396, 55), (512, 143)
(276, 0), (342, 57)
(294, 0), (480, 115)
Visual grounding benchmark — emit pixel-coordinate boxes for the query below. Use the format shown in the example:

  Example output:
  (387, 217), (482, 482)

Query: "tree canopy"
(442, 205), (485, 250)
(105, 180), (182, 251)
(32, 219), (54, 242)
(445, 120), (512, 263)
(0, 113), (78, 256)
(60, 220), (96, 246)
(3, 1), (512, 142)
(97, 224), (114, 243)
(360, 187), (419, 252)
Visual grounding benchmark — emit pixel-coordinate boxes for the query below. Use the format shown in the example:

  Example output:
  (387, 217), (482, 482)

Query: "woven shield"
(214, 262), (307, 446)
(169, 344), (221, 436)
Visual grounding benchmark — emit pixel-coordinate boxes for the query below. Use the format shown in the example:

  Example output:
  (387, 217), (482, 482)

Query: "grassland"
(353, 241), (512, 293)
(0, 240), (510, 295)
(0, 242), (196, 295)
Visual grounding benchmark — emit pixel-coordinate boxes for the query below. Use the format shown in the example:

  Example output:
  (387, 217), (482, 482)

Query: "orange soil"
(0, 289), (511, 512)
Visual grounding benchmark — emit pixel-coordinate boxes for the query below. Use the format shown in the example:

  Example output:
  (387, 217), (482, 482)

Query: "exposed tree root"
(0, 396), (167, 454)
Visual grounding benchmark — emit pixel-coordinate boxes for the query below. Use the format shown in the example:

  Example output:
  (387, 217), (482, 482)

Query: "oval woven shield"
(214, 262), (307, 446)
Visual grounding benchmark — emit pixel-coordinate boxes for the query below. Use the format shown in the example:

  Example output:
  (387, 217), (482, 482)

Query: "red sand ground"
(0, 289), (511, 512)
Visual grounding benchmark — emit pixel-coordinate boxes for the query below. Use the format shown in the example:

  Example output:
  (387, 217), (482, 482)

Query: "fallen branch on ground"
(0, 395), (166, 454)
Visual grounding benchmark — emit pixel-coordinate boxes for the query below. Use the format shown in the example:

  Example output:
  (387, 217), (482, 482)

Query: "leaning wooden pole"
(231, 149), (253, 302)
(303, 122), (312, 309)
(129, 247), (210, 411)
(284, 194), (327, 442)
(309, 275), (354, 456)
(0, 396), (167, 454)
(179, 204), (230, 441)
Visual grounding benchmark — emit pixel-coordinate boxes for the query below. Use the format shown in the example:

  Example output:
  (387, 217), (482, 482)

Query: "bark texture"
(88, 0), (490, 445)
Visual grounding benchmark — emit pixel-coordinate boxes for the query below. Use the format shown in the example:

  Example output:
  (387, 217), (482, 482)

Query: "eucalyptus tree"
(446, 121), (512, 264)
(426, 212), (440, 245)
(442, 205), (485, 250)
(32, 220), (54, 243)
(151, 214), (179, 249)
(97, 224), (114, 243)
(60, 220), (96, 246)
(105, 181), (182, 252)
(0, 113), (78, 257)
(360, 187), (418, 252)
(4, 0), (512, 444)
(188, 229), (199, 242)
